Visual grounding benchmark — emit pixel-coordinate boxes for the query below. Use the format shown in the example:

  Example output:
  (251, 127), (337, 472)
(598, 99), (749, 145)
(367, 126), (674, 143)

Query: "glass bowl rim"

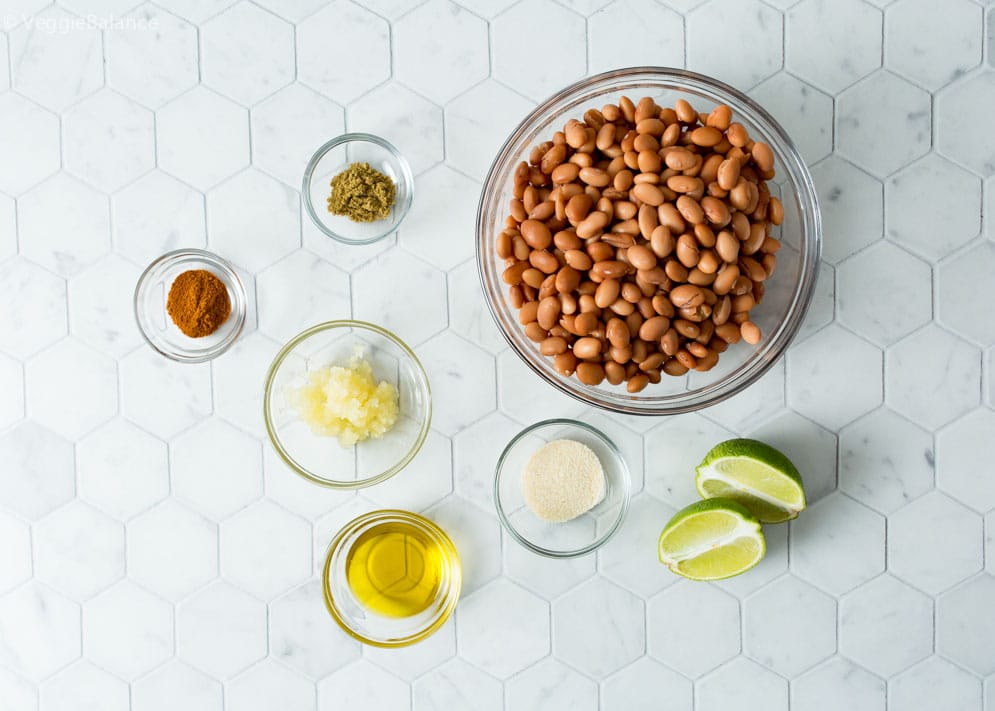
(262, 319), (433, 490)
(494, 417), (632, 558)
(475, 66), (822, 415)
(301, 132), (415, 246)
(321, 508), (461, 648)
(133, 247), (247, 364)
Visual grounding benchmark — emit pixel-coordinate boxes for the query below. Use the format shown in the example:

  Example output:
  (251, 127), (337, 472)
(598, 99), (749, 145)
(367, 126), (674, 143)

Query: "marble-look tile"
(297, 1), (389, 104)
(750, 73), (833, 165)
(791, 656), (886, 711)
(890, 656), (982, 711)
(790, 493), (885, 595)
(127, 500), (218, 601)
(201, 2), (294, 106)
(886, 324), (981, 430)
(270, 579), (360, 679)
(456, 579), (549, 679)
(580, 409), (645, 491)
(214, 332), (281, 439)
(588, 0), (684, 75)
(505, 658), (597, 711)
(264, 447), (355, 522)
(937, 408), (995, 512)
(839, 574), (932, 677)
(796, 262), (837, 343)
(0, 511), (32, 595)
(447, 260), (506, 356)
(83, 580), (172, 680)
(365, 429), (453, 511)
(553, 578), (644, 677)
(311, 497), (379, 574)
(0, 422), (75, 521)
(938, 240), (995, 345)
(810, 156), (883, 264)
(937, 70), (995, 176)
(171, 419), (264, 521)
(496, 349), (584, 425)
(426, 496), (502, 594)
(221, 501), (311, 600)
(77, 419), (168, 521)
(838, 242), (932, 346)
(303, 214), (396, 271)
(889, 492), (983, 594)
(361, 0), (427, 18)
(886, 154), (982, 261)
(602, 657), (693, 711)
(364, 619), (456, 680)
(155, 0), (235, 23)
(0, 94), (59, 196)
(787, 324), (883, 431)
(227, 659), (315, 711)
(18, 173), (110, 278)
(0, 354), (24, 430)
(157, 88), (251, 192)
(687, 0), (782, 90)
(785, 0), (881, 93)
(251, 84), (345, 189)
(647, 581), (740, 677)
(257, 251), (349, 343)
(39, 661), (128, 711)
(444, 80), (535, 181)
(886, 0), (982, 90)
(456, 0), (518, 16)
(34, 502), (124, 601)
(68, 256), (142, 358)
(0, 33), (7, 92)
(696, 657), (788, 711)
(645, 413), (735, 508)
(394, 0), (488, 104)
(743, 575), (836, 677)
(0, 583), (80, 681)
(705, 360), (785, 433)
(63, 90), (155, 193)
(419, 333), (497, 435)
(176, 581), (267, 679)
(9, 6), (102, 111)
(255, 0), (329, 22)
(130, 660), (223, 711)
(402, 165), (480, 271)
(492, 0), (586, 102)
(413, 659), (503, 711)
(598, 495), (679, 597)
(987, 511), (995, 575)
(317, 660), (410, 711)
(111, 171), (207, 265)
(503, 530), (597, 598)
(353, 248), (448, 347)
(713, 522), (790, 599)
(937, 574), (995, 675)
(346, 82), (444, 175)
(837, 71), (931, 179)
(0, 195), (15, 262)
(105, 4), (199, 109)
(839, 408), (934, 514)
(0, 668), (37, 711)
(120, 349), (212, 439)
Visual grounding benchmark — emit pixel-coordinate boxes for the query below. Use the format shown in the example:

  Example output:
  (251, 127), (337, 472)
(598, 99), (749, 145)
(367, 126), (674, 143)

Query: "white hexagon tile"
(1, 2), (993, 710)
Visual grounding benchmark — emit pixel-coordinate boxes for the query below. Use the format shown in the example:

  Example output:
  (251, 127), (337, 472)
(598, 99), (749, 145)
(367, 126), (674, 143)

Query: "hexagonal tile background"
(0, 2), (992, 708)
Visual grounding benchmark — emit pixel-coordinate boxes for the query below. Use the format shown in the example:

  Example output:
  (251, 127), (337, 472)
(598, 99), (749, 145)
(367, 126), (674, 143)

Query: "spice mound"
(166, 269), (231, 338)
(328, 162), (396, 223)
(288, 357), (399, 447)
(522, 439), (606, 522)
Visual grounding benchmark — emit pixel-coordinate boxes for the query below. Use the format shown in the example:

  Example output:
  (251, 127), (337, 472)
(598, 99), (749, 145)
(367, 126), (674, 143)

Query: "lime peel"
(658, 498), (766, 581)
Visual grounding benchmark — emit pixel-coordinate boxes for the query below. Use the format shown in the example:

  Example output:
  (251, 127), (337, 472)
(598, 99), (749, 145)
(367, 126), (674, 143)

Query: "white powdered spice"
(521, 439), (606, 523)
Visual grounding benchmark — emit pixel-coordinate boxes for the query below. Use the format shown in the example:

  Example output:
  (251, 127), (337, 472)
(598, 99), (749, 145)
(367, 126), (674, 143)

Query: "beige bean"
(752, 142), (774, 172)
(727, 122), (749, 147)
(739, 256), (766, 282)
(552, 162), (580, 184)
(620, 282), (642, 303)
(520, 220), (552, 250)
(690, 126), (723, 147)
(741, 321), (761, 345)
(769, 196), (784, 226)
(665, 259), (689, 282)
(564, 250), (593, 271)
(555, 266), (581, 293)
(595, 279), (621, 308)
(626, 244), (657, 271)
(661, 328), (680, 356)
(637, 150), (662, 174)
(676, 196), (705, 225)
(657, 203), (686, 233)
(574, 311), (598, 335)
(596, 122), (616, 151)
(664, 147), (697, 171)
(576, 362), (605, 386)
(639, 315), (670, 342)
(573, 336), (602, 360)
(700, 196), (731, 226)
(540, 336), (568, 356)
(579, 167), (610, 187)
(667, 175), (704, 194)
(553, 352), (577, 376)
(706, 104), (732, 130)
(716, 230), (740, 263)
(529, 250), (559, 274)
(697, 249), (721, 275)
(627, 374), (650, 393)
(522, 267), (545, 289)
(615, 200), (637, 221)
(663, 358), (689, 376)
(676, 232), (700, 268)
(636, 118), (665, 136)
(675, 349), (697, 370)
(588, 241), (614, 263)
(631, 183), (665, 206)
(496, 231), (513, 259)
(650, 225), (675, 258)
(712, 295), (731, 325)
(675, 98), (696, 123)
(744, 222), (767, 255)
(610, 297), (636, 316)
(537, 296), (561, 330)
(590, 260), (629, 280)
(605, 361), (626, 385)
(577, 211), (610, 239)
(717, 158), (740, 191)
(503, 260), (529, 285)
(669, 284), (705, 308)
(673, 319), (700, 339)
(509, 285), (525, 309)
(606, 318), (630, 348)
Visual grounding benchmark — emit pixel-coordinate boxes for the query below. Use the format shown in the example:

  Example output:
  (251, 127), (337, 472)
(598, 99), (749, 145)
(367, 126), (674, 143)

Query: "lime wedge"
(658, 498), (765, 581)
(695, 438), (806, 523)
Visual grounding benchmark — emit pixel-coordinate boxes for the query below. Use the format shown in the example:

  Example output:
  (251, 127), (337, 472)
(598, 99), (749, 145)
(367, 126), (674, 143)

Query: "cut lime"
(695, 438), (806, 523)
(658, 498), (765, 581)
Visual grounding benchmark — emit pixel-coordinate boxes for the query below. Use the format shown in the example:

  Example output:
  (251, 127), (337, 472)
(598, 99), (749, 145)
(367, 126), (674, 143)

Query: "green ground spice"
(327, 162), (396, 223)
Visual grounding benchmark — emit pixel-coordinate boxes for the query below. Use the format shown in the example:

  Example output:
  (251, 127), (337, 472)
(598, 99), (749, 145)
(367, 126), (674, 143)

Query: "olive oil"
(345, 520), (446, 618)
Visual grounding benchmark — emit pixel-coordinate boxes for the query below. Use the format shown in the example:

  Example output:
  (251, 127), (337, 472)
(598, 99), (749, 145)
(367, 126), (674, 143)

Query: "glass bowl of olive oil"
(322, 509), (461, 647)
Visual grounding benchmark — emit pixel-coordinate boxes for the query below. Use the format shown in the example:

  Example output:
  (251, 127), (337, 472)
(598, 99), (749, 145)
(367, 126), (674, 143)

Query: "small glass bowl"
(133, 248), (247, 363)
(302, 133), (414, 245)
(494, 419), (631, 558)
(263, 320), (431, 489)
(322, 509), (461, 648)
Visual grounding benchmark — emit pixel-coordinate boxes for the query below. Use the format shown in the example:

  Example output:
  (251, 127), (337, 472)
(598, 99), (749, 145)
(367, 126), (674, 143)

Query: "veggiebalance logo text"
(2, 13), (160, 34)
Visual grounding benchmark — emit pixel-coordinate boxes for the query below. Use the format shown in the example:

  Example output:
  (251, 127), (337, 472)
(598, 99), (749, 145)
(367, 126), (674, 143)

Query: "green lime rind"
(695, 438), (806, 524)
(657, 498), (766, 581)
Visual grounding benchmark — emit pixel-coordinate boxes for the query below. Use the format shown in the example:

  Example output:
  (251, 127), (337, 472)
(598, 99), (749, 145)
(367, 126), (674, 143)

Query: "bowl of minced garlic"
(263, 320), (432, 489)
(494, 419), (631, 558)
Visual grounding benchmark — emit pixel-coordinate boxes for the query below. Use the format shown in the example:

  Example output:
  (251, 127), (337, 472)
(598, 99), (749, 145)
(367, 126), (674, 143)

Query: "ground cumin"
(327, 162), (396, 222)
(166, 269), (231, 338)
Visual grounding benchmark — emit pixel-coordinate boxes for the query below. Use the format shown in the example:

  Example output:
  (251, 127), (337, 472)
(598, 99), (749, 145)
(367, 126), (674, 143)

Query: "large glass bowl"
(476, 67), (822, 415)
(263, 321), (431, 489)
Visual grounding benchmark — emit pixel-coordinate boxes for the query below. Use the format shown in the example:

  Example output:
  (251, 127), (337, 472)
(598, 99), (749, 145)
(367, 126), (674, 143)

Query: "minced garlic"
(521, 439), (606, 522)
(288, 357), (398, 447)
